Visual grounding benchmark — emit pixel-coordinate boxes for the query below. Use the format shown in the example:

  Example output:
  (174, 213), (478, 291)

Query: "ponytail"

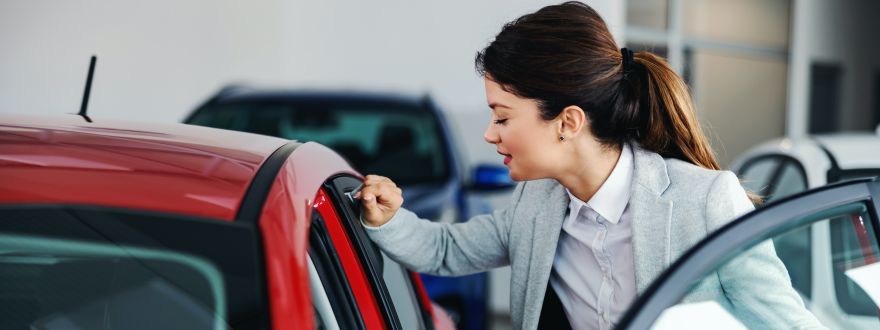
(632, 52), (763, 204)
(632, 52), (718, 170)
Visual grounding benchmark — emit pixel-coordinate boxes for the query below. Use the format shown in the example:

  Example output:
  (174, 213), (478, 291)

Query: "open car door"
(617, 178), (880, 329)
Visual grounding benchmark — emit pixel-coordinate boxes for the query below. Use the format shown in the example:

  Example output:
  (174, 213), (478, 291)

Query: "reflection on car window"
(830, 212), (880, 316)
(189, 102), (450, 185)
(651, 202), (878, 329)
(0, 233), (227, 330)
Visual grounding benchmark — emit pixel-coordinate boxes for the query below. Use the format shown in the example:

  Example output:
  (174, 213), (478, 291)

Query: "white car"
(726, 132), (880, 329)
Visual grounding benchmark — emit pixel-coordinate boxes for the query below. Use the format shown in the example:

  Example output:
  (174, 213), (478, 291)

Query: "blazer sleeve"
(706, 171), (826, 329)
(361, 182), (526, 276)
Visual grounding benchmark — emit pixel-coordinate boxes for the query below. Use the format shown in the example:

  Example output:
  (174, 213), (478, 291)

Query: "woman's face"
(483, 77), (563, 181)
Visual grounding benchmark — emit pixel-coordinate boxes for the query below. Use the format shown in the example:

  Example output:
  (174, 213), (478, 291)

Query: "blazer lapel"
(522, 181), (569, 327)
(629, 144), (674, 295)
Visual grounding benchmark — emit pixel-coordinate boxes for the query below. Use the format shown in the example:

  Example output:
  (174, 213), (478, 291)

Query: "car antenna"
(77, 55), (97, 123)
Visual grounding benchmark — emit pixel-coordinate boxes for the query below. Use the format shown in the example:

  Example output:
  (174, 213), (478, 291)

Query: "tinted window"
(189, 101), (450, 185)
(0, 206), (267, 330)
(830, 212), (880, 316)
(772, 162), (808, 200)
(738, 158), (780, 196)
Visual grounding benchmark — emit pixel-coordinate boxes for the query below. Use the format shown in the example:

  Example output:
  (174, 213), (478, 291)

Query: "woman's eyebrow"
(488, 102), (511, 110)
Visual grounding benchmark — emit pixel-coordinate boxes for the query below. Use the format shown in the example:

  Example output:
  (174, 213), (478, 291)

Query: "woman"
(355, 2), (823, 329)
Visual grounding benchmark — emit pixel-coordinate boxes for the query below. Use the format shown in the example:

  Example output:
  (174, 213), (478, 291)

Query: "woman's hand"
(354, 175), (404, 227)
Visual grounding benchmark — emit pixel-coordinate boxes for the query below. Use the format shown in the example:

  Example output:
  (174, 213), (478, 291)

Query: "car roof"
(813, 133), (880, 169)
(207, 88), (429, 109)
(0, 113), (290, 220)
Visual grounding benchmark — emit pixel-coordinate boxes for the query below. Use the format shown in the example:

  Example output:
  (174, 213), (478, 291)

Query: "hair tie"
(621, 47), (634, 76)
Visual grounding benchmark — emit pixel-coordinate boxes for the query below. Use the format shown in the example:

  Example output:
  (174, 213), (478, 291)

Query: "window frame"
(308, 208), (364, 329)
(323, 175), (433, 330)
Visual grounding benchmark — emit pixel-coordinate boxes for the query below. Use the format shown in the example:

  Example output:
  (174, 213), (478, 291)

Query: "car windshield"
(189, 101), (450, 186)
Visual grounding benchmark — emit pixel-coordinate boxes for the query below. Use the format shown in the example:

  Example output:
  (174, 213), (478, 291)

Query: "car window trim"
(309, 208), (365, 329)
(616, 178), (880, 329)
(236, 141), (300, 224)
(324, 175), (406, 330)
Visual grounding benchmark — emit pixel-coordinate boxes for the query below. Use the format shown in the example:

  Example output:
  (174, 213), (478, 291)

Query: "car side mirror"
(468, 164), (515, 191)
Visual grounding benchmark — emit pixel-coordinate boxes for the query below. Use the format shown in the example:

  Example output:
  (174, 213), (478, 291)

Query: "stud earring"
(559, 136), (565, 141)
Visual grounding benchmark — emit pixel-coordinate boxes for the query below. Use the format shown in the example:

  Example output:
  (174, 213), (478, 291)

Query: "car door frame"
(615, 178), (880, 329)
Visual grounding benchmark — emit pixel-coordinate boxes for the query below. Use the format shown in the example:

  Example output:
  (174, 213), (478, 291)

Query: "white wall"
(0, 0), (623, 164)
(787, 0), (880, 136)
(0, 0), (286, 122)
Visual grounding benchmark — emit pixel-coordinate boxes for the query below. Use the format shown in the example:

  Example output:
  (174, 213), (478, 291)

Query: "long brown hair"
(475, 1), (761, 203)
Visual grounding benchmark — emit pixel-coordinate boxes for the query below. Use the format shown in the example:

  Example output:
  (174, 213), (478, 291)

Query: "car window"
(188, 101), (450, 185)
(380, 251), (425, 330)
(738, 157), (780, 196)
(0, 206), (269, 330)
(830, 211), (880, 316)
(764, 161), (812, 299)
(308, 255), (341, 330)
(771, 161), (808, 200)
(652, 202), (877, 329)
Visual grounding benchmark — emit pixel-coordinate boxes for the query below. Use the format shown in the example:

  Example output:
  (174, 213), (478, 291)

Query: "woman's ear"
(556, 105), (587, 139)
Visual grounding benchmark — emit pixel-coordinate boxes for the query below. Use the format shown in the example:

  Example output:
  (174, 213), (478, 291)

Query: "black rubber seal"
(236, 142), (301, 223)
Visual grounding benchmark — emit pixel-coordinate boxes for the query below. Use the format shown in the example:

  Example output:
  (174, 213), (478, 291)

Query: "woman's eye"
(494, 119), (508, 125)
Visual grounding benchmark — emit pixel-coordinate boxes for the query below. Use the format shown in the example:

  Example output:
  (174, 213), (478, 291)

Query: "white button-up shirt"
(549, 143), (636, 330)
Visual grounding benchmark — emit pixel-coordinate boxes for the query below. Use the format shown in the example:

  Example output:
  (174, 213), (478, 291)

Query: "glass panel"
(771, 162), (808, 200)
(308, 255), (339, 330)
(0, 209), (269, 329)
(626, 0), (668, 31)
(380, 251), (424, 330)
(189, 102), (450, 185)
(0, 233), (227, 330)
(651, 202), (879, 329)
(738, 159), (780, 196)
(831, 211), (880, 316)
(683, 0), (790, 49)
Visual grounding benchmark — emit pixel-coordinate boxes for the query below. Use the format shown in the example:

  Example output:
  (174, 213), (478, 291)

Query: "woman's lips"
(498, 151), (511, 165)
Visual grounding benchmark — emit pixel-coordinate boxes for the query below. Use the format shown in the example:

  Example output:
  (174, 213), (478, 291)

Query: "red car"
(0, 114), (453, 330)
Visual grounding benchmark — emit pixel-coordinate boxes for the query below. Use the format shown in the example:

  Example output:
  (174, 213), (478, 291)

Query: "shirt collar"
(566, 143), (633, 224)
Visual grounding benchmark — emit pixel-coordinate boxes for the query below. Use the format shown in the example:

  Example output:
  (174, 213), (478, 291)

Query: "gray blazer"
(365, 144), (823, 329)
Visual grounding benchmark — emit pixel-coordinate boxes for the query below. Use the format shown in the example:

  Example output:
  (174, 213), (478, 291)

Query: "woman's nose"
(483, 123), (499, 144)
